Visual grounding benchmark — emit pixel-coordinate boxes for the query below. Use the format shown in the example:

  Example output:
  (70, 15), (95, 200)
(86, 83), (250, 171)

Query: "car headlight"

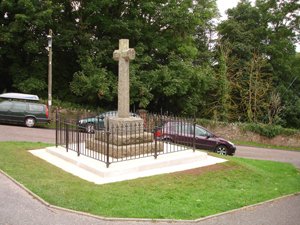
(228, 141), (235, 147)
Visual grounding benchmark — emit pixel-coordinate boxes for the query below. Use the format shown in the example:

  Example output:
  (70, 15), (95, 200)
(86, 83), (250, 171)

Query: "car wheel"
(25, 117), (35, 128)
(86, 123), (95, 133)
(215, 145), (228, 155)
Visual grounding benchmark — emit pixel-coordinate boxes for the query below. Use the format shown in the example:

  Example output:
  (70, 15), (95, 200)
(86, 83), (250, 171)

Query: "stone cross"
(113, 39), (135, 118)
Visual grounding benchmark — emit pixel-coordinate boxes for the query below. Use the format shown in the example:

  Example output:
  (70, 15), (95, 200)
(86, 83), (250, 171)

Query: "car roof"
(0, 93), (39, 101)
(164, 121), (209, 130)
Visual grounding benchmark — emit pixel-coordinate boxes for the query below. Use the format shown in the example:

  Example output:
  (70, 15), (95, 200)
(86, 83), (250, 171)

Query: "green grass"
(0, 141), (300, 220)
(234, 140), (300, 151)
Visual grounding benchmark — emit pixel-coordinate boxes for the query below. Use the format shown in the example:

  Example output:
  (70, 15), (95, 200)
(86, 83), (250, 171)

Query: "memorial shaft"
(113, 39), (135, 118)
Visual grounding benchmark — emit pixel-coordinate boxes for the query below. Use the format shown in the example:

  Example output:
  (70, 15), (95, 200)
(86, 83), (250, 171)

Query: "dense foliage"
(0, 0), (299, 128)
(241, 123), (299, 138)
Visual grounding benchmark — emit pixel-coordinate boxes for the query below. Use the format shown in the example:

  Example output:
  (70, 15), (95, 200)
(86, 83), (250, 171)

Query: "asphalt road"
(1, 124), (300, 225)
(0, 124), (55, 144)
(235, 145), (300, 168)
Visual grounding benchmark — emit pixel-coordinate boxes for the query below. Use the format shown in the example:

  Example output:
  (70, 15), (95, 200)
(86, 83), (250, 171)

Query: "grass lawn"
(0, 141), (300, 220)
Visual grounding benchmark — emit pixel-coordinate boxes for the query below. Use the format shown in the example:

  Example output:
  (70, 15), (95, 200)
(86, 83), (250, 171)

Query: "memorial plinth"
(107, 117), (144, 135)
(86, 39), (163, 159)
(86, 130), (164, 159)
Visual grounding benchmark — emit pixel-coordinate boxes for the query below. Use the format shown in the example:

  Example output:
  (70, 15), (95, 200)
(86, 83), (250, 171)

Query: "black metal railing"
(56, 110), (196, 167)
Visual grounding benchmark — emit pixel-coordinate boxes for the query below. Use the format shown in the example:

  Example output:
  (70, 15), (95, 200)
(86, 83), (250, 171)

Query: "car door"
(9, 101), (27, 123)
(28, 103), (46, 121)
(167, 123), (194, 147)
(0, 100), (13, 122)
(194, 126), (218, 150)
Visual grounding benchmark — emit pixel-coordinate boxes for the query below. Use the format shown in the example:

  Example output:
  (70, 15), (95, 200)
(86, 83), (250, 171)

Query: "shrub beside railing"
(241, 123), (299, 138)
(196, 118), (299, 139)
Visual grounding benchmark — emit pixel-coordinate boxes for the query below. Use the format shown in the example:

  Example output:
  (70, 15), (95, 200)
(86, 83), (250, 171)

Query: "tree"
(75, 0), (218, 114)
(217, 0), (300, 127)
(243, 52), (272, 122)
(70, 53), (116, 105)
(280, 53), (300, 128)
(0, 0), (53, 96)
(211, 41), (232, 121)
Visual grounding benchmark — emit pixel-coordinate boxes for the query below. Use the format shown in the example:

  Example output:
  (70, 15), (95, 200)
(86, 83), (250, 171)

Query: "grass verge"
(234, 140), (300, 151)
(0, 141), (300, 220)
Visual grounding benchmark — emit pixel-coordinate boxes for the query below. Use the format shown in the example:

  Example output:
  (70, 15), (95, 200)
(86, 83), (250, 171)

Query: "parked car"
(155, 121), (236, 155)
(78, 111), (140, 133)
(0, 93), (50, 128)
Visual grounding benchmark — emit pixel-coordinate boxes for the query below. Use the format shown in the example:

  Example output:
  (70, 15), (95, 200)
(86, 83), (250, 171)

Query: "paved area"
(235, 145), (300, 168)
(1, 124), (300, 224)
(0, 124), (55, 144)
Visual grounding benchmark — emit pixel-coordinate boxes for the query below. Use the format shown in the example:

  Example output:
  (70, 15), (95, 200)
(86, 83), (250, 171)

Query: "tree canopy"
(0, 0), (299, 128)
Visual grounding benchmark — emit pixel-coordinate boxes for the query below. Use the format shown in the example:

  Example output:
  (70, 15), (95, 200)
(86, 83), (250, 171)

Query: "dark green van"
(0, 93), (50, 127)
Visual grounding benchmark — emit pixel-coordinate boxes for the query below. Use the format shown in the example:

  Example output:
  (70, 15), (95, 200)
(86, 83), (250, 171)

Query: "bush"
(242, 123), (299, 138)
(196, 118), (299, 139)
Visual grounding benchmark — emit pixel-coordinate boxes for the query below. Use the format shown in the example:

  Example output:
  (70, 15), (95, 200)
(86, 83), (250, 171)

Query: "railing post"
(154, 130), (158, 159)
(55, 108), (58, 148)
(193, 116), (196, 152)
(59, 113), (62, 146)
(66, 121), (69, 152)
(77, 125), (80, 156)
(106, 130), (110, 168)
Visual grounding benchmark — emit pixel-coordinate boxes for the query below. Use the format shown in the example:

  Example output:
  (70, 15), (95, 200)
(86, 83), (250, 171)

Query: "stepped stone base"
(106, 117), (144, 135)
(86, 139), (164, 159)
(94, 131), (153, 146)
(94, 117), (162, 158)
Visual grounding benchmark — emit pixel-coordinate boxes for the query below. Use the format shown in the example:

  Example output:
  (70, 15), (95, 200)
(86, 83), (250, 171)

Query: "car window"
(0, 100), (12, 110)
(166, 123), (178, 133)
(29, 104), (44, 112)
(11, 102), (26, 111)
(195, 126), (209, 137)
(181, 124), (193, 135)
(166, 123), (193, 135)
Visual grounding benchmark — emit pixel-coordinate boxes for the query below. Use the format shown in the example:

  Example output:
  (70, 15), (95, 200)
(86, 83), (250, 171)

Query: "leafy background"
(0, 0), (299, 128)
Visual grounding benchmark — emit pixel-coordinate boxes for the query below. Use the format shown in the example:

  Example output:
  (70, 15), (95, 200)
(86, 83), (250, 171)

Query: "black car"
(78, 111), (140, 133)
(155, 121), (236, 155)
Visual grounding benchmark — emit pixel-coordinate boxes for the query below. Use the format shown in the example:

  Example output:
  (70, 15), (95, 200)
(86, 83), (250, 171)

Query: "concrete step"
(29, 145), (227, 184)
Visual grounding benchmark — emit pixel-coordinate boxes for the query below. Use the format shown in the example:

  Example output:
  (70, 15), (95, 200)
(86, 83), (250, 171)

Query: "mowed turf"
(0, 141), (300, 219)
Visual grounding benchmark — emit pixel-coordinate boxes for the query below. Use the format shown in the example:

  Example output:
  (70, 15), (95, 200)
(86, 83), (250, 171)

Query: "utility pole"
(47, 29), (53, 120)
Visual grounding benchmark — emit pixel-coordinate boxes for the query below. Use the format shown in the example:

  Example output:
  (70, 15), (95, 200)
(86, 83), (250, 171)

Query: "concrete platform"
(29, 144), (227, 185)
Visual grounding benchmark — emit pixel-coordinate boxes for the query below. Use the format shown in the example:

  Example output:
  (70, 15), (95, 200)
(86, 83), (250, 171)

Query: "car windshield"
(164, 122), (211, 137)
(195, 126), (210, 137)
